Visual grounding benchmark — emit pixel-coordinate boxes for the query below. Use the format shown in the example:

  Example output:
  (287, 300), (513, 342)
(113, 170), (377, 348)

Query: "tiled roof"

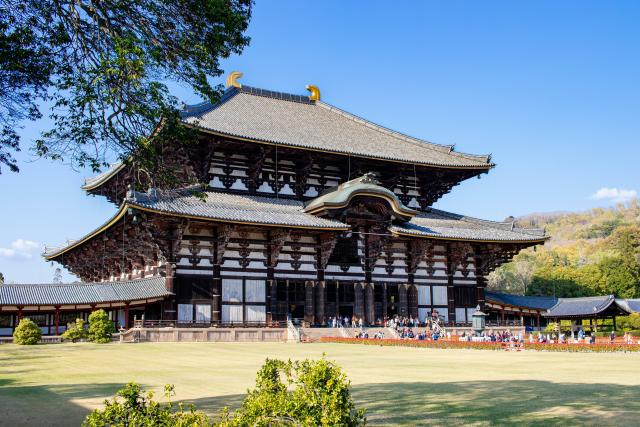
(130, 187), (350, 229)
(181, 86), (493, 169)
(389, 208), (548, 243)
(614, 299), (640, 314)
(82, 162), (125, 190)
(543, 295), (632, 317)
(44, 188), (350, 259)
(0, 276), (170, 306)
(485, 291), (557, 310)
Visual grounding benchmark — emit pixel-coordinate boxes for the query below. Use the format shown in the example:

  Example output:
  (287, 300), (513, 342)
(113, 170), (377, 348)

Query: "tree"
(83, 383), (210, 426)
(52, 268), (62, 284)
(219, 358), (366, 426)
(13, 317), (42, 345)
(61, 318), (88, 342)
(88, 309), (115, 343)
(1, 0), (252, 174)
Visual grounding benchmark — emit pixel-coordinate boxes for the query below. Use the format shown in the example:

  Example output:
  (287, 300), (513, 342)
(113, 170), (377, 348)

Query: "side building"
(0, 74), (548, 334)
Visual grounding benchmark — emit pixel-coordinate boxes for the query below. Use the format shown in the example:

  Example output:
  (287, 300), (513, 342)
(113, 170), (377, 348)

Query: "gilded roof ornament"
(226, 71), (243, 88)
(306, 85), (320, 101)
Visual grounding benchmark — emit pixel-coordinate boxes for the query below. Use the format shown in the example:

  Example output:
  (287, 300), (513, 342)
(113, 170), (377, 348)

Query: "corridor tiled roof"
(485, 291), (557, 311)
(543, 295), (633, 318)
(617, 299), (640, 313)
(180, 86), (493, 169)
(389, 209), (548, 243)
(0, 276), (170, 306)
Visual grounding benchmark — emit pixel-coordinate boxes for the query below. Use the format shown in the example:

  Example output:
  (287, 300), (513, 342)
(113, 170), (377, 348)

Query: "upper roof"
(389, 208), (548, 243)
(181, 86), (493, 169)
(543, 295), (633, 318)
(0, 276), (170, 307)
(485, 291), (558, 311)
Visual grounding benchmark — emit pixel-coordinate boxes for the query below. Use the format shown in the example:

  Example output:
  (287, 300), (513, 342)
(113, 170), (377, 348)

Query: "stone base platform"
(120, 327), (287, 343)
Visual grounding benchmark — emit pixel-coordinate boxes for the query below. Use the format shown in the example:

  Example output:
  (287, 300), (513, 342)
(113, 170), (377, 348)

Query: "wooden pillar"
(315, 281), (326, 325)
(536, 313), (540, 329)
(500, 309), (505, 324)
(212, 279), (221, 324)
(365, 283), (375, 325)
(382, 284), (388, 319)
(270, 279), (278, 322)
(446, 244), (456, 323)
(474, 245), (486, 310)
(613, 316), (617, 332)
(398, 284), (408, 317)
(335, 281), (340, 318)
(124, 303), (130, 329)
(54, 307), (60, 335)
(304, 281), (315, 324)
(408, 284), (418, 318)
(354, 282), (365, 320)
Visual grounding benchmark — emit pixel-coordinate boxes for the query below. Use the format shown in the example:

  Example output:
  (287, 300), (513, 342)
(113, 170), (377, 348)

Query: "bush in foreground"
(83, 383), (209, 427)
(218, 357), (366, 426)
(88, 309), (115, 343)
(13, 318), (42, 345)
(61, 318), (87, 342)
(84, 357), (366, 426)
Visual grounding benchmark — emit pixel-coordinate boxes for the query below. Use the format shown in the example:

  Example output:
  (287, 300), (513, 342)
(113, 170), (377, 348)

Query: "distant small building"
(485, 291), (558, 329)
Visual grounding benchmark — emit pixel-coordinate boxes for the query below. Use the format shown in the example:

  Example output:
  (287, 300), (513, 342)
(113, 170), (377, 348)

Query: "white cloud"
(590, 187), (637, 203)
(0, 239), (41, 260)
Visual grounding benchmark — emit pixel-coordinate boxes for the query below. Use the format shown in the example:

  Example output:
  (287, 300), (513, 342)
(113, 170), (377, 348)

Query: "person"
(610, 330), (616, 343)
(578, 328), (584, 341)
(529, 333), (534, 344)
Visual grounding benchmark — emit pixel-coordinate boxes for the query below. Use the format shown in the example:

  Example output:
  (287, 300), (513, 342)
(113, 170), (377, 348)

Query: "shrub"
(218, 357), (366, 426)
(61, 318), (87, 342)
(13, 318), (42, 345)
(82, 382), (210, 427)
(88, 309), (115, 343)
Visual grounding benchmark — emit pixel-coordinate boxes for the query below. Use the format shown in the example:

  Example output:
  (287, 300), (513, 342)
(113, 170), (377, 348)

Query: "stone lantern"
(471, 305), (487, 336)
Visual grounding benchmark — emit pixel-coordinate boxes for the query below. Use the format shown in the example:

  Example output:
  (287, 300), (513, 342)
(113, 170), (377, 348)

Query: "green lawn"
(1, 342), (639, 426)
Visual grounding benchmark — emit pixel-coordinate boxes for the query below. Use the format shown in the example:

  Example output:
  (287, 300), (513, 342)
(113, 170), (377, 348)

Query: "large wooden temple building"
(0, 74), (550, 335)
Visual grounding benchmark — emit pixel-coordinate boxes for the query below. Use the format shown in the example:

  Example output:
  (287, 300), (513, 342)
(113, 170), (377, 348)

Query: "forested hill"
(487, 201), (640, 298)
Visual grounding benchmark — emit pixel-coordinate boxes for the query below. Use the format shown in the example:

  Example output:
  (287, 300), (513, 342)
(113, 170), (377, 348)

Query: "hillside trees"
(489, 203), (640, 298)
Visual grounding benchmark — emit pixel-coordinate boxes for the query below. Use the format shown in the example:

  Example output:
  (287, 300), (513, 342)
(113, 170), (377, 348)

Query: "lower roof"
(0, 276), (170, 307)
(390, 209), (547, 243)
(44, 188), (546, 259)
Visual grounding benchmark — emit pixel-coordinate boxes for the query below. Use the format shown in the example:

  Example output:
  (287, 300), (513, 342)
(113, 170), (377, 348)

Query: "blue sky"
(1, 0), (639, 283)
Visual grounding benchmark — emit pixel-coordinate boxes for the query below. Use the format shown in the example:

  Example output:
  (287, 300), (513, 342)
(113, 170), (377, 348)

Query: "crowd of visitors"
(324, 315), (639, 346)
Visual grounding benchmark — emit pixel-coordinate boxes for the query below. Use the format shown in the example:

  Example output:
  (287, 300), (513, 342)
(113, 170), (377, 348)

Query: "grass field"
(1, 342), (640, 426)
